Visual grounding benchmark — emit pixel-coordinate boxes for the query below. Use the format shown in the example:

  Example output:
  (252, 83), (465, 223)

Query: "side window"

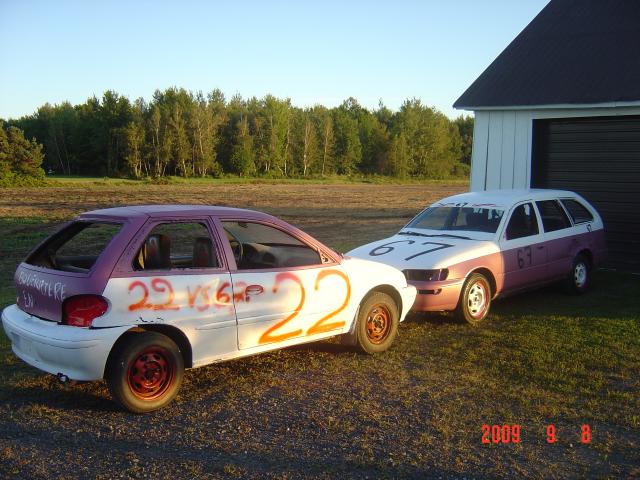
(536, 200), (572, 232)
(222, 221), (322, 270)
(505, 203), (539, 240)
(561, 199), (594, 224)
(134, 222), (219, 270)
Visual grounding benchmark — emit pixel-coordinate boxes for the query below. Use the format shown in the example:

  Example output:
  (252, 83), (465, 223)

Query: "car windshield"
(406, 206), (504, 233)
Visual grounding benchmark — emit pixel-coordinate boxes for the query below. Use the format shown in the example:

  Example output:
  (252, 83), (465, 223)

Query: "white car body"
(2, 206), (416, 382)
(348, 189), (606, 314)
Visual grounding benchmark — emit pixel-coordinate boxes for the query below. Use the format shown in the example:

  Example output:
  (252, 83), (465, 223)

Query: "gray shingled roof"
(454, 0), (640, 109)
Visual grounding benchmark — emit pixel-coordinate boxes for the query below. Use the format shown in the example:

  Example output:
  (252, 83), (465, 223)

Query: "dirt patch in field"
(0, 183), (463, 249)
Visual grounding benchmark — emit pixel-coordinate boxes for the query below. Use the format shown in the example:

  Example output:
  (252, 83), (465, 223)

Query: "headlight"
(403, 269), (449, 282)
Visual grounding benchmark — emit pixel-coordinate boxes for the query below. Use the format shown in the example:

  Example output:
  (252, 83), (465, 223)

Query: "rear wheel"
(566, 254), (590, 294)
(455, 273), (491, 325)
(355, 292), (399, 354)
(106, 332), (184, 413)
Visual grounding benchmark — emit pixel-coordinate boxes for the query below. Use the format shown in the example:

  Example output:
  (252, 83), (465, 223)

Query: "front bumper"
(408, 278), (464, 312)
(397, 285), (418, 321)
(2, 304), (130, 381)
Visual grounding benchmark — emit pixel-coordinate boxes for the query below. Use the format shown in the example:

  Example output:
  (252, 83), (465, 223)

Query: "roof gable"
(454, 0), (640, 109)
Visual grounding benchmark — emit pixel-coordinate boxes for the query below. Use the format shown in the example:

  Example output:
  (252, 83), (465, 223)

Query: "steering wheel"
(225, 229), (244, 265)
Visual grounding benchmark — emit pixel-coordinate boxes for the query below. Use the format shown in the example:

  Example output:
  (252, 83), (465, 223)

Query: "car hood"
(347, 233), (499, 270)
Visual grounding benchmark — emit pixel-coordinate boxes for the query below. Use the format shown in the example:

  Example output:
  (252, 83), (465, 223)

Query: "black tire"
(106, 332), (184, 413)
(355, 292), (399, 354)
(455, 273), (491, 325)
(566, 254), (590, 295)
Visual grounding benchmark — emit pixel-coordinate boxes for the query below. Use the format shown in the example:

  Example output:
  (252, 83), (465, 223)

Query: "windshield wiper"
(398, 230), (432, 237)
(399, 230), (471, 240)
(429, 233), (472, 240)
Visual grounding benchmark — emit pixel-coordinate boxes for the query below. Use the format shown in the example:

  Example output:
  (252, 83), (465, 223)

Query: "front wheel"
(106, 332), (184, 413)
(455, 273), (491, 325)
(355, 292), (399, 354)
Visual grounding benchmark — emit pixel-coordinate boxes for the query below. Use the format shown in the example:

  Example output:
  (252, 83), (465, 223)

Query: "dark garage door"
(531, 115), (640, 271)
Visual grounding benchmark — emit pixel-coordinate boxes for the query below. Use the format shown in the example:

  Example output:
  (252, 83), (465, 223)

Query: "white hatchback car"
(348, 189), (606, 324)
(2, 205), (416, 412)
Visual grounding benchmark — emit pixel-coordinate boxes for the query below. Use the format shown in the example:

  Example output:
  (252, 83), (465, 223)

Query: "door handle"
(245, 285), (264, 296)
(536, 246), (545, 250)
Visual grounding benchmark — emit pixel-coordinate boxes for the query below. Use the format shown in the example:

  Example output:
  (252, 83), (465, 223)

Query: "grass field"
(0, 180), (639, 479)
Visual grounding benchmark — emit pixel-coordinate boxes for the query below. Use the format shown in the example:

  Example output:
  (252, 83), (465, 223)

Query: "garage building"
(454, 0), (640, 270)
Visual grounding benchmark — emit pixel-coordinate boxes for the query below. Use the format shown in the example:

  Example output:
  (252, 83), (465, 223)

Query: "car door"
(217, 219), (350, 351)
(103, 218), (238, 363)
(499, 202), (548, 292)
(534, 199), (575, 280)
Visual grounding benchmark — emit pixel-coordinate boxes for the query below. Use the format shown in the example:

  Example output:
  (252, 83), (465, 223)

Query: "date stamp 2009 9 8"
(481, 424), (592, 444)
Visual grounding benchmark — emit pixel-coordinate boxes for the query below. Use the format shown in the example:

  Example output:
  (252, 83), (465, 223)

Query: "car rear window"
(26, 221), (123, 273)
(561, 199), (594, 224)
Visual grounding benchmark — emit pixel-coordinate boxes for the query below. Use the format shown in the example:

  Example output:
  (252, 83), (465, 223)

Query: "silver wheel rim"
(574, 262), (587, 288)
(467, 281), (487, 318)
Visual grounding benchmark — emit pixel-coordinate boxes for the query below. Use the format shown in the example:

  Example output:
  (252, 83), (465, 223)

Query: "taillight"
(62, 295), (108, 327)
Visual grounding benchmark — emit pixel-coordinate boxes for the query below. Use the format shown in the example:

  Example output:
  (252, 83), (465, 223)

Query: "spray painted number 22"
(258, 269), (351, 345)
(369, 240), (453, 261)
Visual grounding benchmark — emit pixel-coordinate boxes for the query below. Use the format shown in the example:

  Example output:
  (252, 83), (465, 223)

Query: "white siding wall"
(469, 106), (640, 191)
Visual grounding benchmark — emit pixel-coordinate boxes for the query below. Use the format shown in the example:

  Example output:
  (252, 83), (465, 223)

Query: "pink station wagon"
(2, 206), (416, 413)
(348, 189), (606, 324)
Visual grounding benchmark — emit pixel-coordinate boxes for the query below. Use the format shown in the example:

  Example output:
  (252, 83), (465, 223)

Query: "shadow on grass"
(490, 270), (640, 321)
(2, 382), (118, 413)
(406, 269), (640, 327)
(406, 311), (460, 327)
(1, 418), (461, 479)
(287, 341), (354, 355)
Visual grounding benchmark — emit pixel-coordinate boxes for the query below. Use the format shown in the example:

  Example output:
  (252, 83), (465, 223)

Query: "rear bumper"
(2, 304), (130, 381)
(408, 279), (463, 312)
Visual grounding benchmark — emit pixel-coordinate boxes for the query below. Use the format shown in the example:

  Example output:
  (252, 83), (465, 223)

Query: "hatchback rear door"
(16, 220), (127, 322)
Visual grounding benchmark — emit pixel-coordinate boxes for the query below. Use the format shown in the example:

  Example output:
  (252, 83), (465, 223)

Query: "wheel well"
(367, 284), (403, 317)
(104, 325), (193, 378)
(469, 268), (497, 299)
(577, 249), (593, 267)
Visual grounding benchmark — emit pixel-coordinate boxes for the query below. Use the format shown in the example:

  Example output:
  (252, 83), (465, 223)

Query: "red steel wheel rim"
(366, 303), (392, 344)
(126, 346), (175, 401)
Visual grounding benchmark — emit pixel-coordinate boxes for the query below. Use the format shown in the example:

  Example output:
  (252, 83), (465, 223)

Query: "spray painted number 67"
(369, 240), (453, 261)
(517, 246), (532, 268)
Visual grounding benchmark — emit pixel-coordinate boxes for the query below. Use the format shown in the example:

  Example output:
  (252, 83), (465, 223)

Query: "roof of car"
(79, 205), (278, 221)
(433, 189), (581, 209)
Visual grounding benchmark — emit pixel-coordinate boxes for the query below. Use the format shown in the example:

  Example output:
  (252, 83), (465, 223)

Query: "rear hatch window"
(26, 221), (123, 274)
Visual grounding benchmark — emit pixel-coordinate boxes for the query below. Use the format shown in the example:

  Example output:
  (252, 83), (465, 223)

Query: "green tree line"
(4, 88), (473, 179)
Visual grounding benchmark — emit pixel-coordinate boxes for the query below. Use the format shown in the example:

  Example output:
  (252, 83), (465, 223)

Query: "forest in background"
(2, 88), (473, 181)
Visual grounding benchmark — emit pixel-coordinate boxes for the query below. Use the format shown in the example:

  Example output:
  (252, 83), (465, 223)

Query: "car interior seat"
(138, 234), (172, 270)
(193, 237), (215, 268)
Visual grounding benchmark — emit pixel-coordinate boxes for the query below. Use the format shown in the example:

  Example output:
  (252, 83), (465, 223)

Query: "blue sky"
(0, 0), (549, 120)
